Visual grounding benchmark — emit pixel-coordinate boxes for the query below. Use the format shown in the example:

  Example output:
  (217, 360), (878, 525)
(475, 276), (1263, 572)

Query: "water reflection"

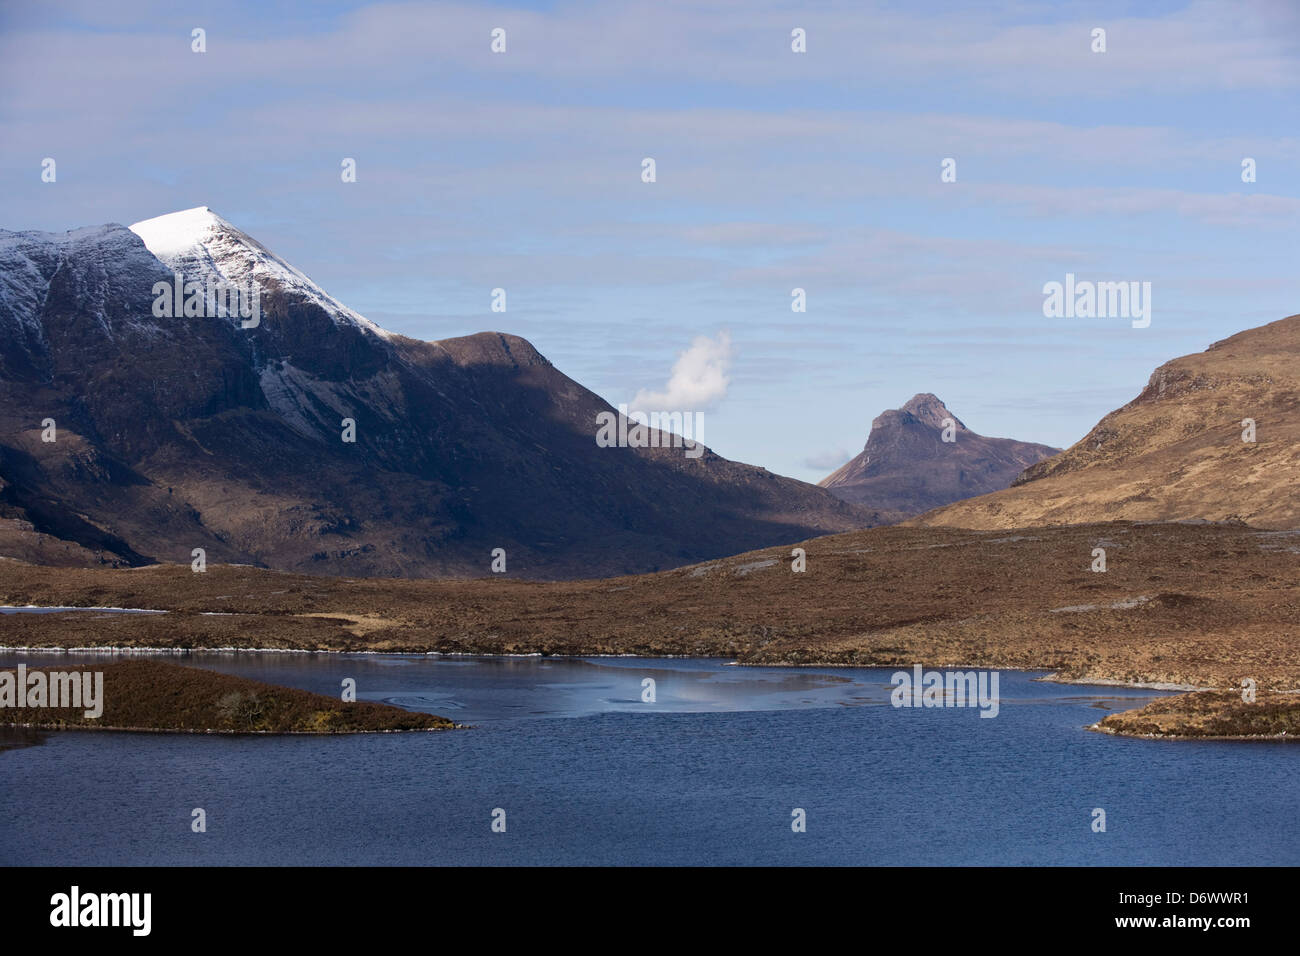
(0, 725), (45, 753)
(0, 650), (1172, 724)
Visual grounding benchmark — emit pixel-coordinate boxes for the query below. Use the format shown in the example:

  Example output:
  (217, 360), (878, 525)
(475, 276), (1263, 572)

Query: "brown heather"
(0, 660), (457, 733)
(3, 519), (1300, 696)
(1098, 689), (1300, 740)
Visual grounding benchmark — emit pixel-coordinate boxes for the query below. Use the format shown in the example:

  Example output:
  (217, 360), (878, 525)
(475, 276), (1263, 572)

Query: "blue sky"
(2, 0), (1296, 481)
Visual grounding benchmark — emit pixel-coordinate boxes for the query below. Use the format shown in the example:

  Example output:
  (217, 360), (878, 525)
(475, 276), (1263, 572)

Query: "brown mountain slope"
(913, 314), (1300, 530)
(818, 393), (1057, 519)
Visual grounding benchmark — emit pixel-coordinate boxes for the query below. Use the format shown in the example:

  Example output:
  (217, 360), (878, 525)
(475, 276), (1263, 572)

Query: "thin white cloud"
(3, 0), (1295, 120)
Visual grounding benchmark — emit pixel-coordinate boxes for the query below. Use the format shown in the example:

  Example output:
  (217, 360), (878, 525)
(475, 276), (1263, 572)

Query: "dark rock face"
(0, 212), (875, 578)
(818, 393), (1059, 519)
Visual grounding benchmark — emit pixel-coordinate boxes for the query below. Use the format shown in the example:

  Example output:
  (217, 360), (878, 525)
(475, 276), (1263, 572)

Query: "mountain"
(914, 314), (1300, 530)
(0, 207), (878, 578)
(817, 393), (1058, 520)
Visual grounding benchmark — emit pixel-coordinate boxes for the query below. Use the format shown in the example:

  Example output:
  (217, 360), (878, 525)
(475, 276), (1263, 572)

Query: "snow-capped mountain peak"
(129, 207), (391, 339)
(128, 206), (230, 259)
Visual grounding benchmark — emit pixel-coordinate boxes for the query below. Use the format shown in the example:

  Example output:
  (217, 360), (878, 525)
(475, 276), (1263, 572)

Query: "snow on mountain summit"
(129, 206), (230, 258)
(129, 207), (391, 338)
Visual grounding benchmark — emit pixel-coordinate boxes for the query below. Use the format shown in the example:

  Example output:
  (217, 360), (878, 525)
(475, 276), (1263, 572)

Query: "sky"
(1, 0), (1296, 482)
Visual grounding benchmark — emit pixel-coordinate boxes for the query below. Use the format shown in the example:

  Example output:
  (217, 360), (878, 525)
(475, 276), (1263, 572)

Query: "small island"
(0, 660), (459, 734)
(1096, 689), (1300, 740)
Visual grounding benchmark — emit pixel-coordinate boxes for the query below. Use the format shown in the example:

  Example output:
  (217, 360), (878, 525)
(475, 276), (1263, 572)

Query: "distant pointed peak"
(903, 391), (940, 406)
(883, 393), (963, 431)
(901, 392), (946, 415)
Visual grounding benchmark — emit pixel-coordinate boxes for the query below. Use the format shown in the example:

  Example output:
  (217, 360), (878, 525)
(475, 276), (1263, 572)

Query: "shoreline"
(1087, 722), (1296, 742)
(0, 721), (466, 735)
(5, 644), (1292, 742)
(1039, 673), (1203, 692)
(3, 522), (1297, 693)
(6, 522), (1300, 742)
(0, 642), (1196, 692)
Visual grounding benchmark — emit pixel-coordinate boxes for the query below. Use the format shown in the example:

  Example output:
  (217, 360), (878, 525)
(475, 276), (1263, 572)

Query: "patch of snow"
(0, 222), (168, 344)
(129, 206), (392, 339)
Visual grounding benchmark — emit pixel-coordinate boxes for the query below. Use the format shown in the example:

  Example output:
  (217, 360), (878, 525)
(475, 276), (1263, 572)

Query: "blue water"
(2, 653), (1297, 865)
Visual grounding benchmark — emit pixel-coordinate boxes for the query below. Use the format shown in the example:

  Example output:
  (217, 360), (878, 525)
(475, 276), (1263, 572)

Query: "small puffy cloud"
(632, 331), (732, 410)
